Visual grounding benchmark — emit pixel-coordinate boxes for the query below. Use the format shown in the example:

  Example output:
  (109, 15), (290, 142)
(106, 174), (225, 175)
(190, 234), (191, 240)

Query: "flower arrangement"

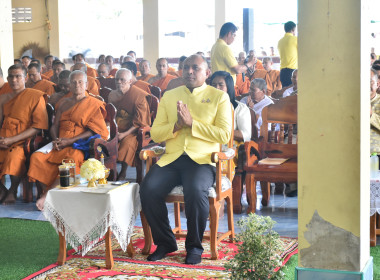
(80, 158), (105, 183)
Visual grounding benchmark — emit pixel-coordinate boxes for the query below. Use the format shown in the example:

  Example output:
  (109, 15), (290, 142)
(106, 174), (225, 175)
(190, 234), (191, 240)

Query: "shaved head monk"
(137, 60), (154, 82)
(22, 56), (32, 68)
(0, 67), (12, 95)
(147, 58), (176, 92)
(29, 70), (109, 210)
(108, 69), (151, 180)
(49, 70), (71, 107)
(106, 55), (118, 77)
(42, 55), (55, 78)
(97, 63), (110, 78)
(0, 64), (48, 204)
(72, 53), (97, 78)
(27, 63), (56, 96)
(121, 61), (150, 94)
(50, 60), (65, 85)
(72, 63), (100, 95)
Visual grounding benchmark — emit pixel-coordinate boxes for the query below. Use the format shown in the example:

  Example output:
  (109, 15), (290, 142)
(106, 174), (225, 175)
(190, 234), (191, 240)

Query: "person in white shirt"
(210, 71), (251, 143)
(282, 69), (298, 97)
(240, 78), (275, 136)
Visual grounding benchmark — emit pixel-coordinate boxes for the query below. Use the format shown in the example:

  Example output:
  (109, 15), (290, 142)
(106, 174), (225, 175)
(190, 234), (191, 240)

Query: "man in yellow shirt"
(140, 54), (232, 265)
(211, 22), (255, 84)
(277, 21), (298, 87)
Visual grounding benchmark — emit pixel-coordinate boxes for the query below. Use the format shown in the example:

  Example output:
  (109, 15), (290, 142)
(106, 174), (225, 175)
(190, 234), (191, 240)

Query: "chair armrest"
(211, 148), (235, 163)
(137, 126), (152, 149)
(139, 145), (165, 160)
(244, 140), (260, 166)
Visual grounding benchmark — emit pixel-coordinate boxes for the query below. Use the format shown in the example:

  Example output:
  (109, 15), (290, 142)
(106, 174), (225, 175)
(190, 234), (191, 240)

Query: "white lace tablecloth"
(371, 179), (380, 216)
(43, 182), (141, 256)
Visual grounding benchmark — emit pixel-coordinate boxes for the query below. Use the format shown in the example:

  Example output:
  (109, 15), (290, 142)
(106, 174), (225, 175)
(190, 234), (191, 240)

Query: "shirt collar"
(184, 83), (208, 96)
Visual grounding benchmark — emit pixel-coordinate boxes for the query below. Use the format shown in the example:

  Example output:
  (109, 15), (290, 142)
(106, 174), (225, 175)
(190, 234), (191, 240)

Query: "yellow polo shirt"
(151, 83), (232, 167)
(277, 33), (298, 69)
(211, 39), (238, 84)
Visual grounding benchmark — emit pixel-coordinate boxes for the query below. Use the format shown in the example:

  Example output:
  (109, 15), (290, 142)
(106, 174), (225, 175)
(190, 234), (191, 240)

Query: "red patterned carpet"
(24, 227), (298, 280)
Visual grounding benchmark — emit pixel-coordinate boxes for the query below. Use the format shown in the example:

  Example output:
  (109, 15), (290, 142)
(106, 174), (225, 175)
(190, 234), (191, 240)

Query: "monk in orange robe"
(49, 70), (71, 107)
(121, 61), (151, 95)
(251, 57), (281, 96)
(235, 73), (251, 96)
(108, 69), (151, 180)
(148, 58), (176, 92)
(26, 63), (56, 96)
(42, 55), (54, 78)
(28, 70), (109, 210)
(71, 53), (97, 78)
(0, 67), (12, 95)
(137, 60), (155, 82)
(50, 60), (65, 84)
(72, 63), (100, 95)
(105, 55), (118, 77)
(0, 64), (48, 204)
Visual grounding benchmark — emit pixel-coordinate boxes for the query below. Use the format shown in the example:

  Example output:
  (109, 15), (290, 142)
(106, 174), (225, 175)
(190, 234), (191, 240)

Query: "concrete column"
(47, 0), (62, 58)
(214, 0), (226, 40)
(0, 0), (14, 72)
(298, 0), (372, 278)
(142, 0), (160, 74)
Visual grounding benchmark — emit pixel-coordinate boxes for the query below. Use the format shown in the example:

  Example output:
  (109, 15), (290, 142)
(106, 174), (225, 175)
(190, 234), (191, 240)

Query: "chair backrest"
(248, 107), (258, 142)
(259, 95), (297, 159)
(145, 94), (159, 124)
(271, 85), (292, 99)
(97, 77), (116, 90)
(149, 85), (161, 100)
(105, 103), (118, 140)
(99, 87), (112, 103)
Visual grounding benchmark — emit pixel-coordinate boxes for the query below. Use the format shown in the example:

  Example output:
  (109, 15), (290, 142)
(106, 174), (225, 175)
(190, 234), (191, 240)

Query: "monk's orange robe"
(134, 80), (151, 95)
(138, 74), (155, 82)
(256, 60), (264, 70)
(252, 69), (280, 96)
(87, 76), (100, 95)
(0, 83), (12, 95)
(87, 67), (97, 78)
(109, 68), (118, 77)
(168, 70), (179, 77)
(235, 73), (251, 96)
(43, 69), (54, 79)
(151, 74), (176, 92)
(114, 86), (151, 166)
(41, 74), (50, 80)
(176, 69), (183, 77)
(32, 79), (56, 96)
(0, 89), (48, 178)
(28, 97), (108, 187)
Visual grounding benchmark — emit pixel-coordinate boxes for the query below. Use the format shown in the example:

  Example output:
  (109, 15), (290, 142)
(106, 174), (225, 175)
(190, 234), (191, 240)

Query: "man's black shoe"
(147, 246), (177, 261)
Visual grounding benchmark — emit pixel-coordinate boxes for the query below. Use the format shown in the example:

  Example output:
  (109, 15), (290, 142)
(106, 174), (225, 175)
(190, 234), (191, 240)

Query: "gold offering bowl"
(98, 168), (110, 185)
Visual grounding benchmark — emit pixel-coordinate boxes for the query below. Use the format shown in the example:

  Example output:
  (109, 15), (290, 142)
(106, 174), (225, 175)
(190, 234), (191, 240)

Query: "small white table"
(43, 180), (141, 269)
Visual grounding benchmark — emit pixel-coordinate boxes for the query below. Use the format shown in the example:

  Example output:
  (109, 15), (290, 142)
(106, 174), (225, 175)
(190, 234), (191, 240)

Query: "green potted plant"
(225, 213), (285, 279)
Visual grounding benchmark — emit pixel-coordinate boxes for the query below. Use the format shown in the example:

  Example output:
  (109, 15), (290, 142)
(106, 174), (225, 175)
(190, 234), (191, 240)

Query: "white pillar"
(47, 0), (62, 58)
(0, 0), (14, 72)
(214, 0), (227, 40)
(142, 0), (160, 74)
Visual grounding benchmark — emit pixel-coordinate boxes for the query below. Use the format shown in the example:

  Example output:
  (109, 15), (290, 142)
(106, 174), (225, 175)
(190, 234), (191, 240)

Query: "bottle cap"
(371, 153), (378, 156)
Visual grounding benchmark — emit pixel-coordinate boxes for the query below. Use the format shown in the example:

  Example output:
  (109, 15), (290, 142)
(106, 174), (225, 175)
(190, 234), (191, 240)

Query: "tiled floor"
(0, 167), (298, 238)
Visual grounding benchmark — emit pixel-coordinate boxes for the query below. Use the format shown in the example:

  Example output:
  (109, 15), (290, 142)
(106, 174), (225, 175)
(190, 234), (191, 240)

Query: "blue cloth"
(72, 134), (101, 159)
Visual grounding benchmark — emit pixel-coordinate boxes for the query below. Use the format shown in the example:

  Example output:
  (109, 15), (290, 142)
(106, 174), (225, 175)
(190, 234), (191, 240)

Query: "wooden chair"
(22, 102), (55, 202)
(99, 87), (112, 103)
(231, 107), (258, 214)
(135, 94), (159, 184)
(149, 85), (161, 100)
(97, 77), (116, 90)
(89, 103), (118, 181)
(139, 109), (235, 260)
(244, 95), (297, 213)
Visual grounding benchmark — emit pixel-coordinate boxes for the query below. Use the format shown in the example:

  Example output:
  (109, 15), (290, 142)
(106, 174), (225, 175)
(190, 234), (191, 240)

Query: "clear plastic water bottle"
(371, 153), (379, 178)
